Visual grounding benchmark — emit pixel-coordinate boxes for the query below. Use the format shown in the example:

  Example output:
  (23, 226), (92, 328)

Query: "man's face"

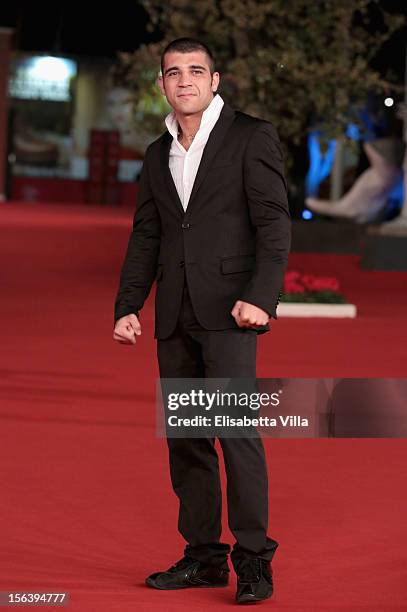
(158, 50), (220, 116)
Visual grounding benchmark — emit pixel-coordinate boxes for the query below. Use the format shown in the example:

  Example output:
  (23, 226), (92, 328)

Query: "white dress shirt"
(164, 93), (224, 210)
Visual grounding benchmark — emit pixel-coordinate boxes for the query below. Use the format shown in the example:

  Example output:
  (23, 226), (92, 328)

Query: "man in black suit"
(113, 38), (291, 605)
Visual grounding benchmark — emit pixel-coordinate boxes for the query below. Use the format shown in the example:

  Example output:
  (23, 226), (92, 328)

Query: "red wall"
(11, 177), (138, 207)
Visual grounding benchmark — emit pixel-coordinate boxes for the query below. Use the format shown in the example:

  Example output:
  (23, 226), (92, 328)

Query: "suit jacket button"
(179, 261), (185, 268)
(181, 223), (191, 229)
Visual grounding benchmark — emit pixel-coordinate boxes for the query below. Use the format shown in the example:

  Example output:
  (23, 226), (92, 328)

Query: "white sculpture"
(306, 139), (404, 224)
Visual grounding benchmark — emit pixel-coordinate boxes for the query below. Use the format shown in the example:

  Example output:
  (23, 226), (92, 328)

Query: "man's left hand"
(231, 300), (270, 328)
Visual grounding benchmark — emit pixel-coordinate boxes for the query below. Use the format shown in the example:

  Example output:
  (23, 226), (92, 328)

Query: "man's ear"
(211, 71), (220, 93)
(157, 74), (165, 96)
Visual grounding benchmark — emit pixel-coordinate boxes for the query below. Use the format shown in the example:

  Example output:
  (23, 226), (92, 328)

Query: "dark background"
(0, 1), (405, 82)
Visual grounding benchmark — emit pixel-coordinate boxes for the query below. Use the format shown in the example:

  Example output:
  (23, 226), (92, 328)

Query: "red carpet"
(1, 201), (407, 611)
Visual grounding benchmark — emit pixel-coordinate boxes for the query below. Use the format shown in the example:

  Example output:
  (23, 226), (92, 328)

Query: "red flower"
(312, 277), (340, 292)
(283, 280), (305, 294)
(301, 274), (317, 291)
(283, 270), (340, 294)
(285, 270), (301, 281)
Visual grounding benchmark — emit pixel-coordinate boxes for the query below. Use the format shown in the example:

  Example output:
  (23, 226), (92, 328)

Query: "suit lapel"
(187, 103), (235, 212)
(159, 102), (236, 217)
(160, 132), (185, 216)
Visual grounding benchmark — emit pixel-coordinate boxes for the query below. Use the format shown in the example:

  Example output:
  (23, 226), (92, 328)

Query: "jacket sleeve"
(239, 121), (291, 319)
(114, 147), (161, 324)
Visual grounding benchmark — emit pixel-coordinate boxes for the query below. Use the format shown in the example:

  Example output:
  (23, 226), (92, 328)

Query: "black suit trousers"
(156, 274), (278, 569)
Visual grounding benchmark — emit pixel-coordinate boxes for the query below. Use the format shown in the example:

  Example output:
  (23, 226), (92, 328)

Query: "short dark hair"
(161, 37), (215, 76)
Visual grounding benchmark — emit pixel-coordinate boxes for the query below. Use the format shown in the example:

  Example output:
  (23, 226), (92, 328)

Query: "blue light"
(346, 123), (360, 141)
(388, 178), (403, 203)
(302, 209), (313, 220)
(305, 132), (336, 196)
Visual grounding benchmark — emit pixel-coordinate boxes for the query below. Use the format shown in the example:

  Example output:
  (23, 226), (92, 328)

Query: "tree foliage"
(113, 0), (404, 163)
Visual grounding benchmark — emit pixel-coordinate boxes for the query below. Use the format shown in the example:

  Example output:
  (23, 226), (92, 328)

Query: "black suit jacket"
(114, 102), (291, 340)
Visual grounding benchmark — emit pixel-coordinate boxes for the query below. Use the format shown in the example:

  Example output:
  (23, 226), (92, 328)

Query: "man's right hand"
(113, 314), (141, 345)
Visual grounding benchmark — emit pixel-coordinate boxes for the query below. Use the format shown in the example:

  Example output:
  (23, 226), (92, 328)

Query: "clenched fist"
(231, 300), (269, 329)
(113, 313), (141, 345)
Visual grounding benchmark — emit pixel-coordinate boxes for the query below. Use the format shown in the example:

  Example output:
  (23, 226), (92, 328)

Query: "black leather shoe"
(235, 558), (273, 604)
(145, 555), (229, 590)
